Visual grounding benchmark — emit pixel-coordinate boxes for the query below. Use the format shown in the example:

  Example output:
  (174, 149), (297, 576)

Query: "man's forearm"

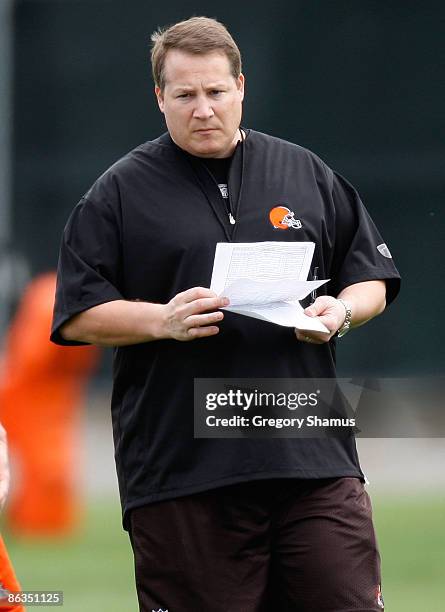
(337, 280), (386, 329)
(60, 300), (166, 346)
(60, 287), (228, 346)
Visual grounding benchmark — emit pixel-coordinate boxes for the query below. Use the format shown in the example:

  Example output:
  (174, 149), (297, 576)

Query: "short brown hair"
(151, 16), (242, 90)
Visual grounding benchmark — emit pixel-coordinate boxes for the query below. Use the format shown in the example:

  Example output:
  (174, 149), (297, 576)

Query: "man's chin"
(189, 137), (234, 159)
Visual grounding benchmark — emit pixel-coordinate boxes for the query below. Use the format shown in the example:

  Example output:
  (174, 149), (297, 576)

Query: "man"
(51, 16), (400, 612)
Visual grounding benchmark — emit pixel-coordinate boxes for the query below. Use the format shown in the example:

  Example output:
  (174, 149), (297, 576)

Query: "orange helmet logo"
(269, 206), (302, 230)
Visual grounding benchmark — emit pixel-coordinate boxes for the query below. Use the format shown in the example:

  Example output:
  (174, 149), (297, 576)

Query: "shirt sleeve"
(328, 172), (401, 305)
(51, 195), (124, 345)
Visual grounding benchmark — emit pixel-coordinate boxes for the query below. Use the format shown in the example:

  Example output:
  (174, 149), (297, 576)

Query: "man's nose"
(192, 95), (214, 119)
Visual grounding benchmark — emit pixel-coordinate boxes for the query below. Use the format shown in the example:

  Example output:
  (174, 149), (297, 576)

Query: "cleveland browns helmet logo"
(269, 206), (302, 230)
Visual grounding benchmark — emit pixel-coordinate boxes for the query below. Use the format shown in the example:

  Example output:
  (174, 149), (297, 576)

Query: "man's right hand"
(60, 288), (230, 347)
(161, 287), (229, 341)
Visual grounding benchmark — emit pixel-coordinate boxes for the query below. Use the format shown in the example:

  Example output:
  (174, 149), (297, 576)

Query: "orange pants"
(0, 535), (24, 611)
(0, 273), (98, 536)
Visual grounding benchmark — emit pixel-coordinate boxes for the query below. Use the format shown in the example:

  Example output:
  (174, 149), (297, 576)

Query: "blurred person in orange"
(0, 272), (99, 536)
(0, 422), (25, 611)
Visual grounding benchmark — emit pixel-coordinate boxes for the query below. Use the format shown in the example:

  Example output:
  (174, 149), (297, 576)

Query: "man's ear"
(155, 86), (165, 113)
(237, 74), (245, 103)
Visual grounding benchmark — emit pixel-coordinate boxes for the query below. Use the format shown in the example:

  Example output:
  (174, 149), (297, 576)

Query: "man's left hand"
(295, 296), (346, 344)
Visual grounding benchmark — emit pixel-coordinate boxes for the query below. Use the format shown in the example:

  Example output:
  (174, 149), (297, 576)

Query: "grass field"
(4, 495), (445, 611)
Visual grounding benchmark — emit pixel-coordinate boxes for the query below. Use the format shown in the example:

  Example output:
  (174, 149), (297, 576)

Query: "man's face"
(155, 50), (245, 158)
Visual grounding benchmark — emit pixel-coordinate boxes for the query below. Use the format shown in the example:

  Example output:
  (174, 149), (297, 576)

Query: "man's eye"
(211, 90), (223, 96)
(177, 93), (191, 99)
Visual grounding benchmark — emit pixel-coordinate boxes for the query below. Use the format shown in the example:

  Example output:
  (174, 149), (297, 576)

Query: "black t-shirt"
(51, 130), (401, 529)
(184, 149), (235, 225)
(200, 155), (231, 185)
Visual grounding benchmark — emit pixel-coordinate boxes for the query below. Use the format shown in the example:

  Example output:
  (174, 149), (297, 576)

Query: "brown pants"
(129, 478), (384, 611)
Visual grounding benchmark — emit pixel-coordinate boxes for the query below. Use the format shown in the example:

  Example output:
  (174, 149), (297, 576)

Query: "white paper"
(210, 242), (330, 332)
(221, 278), (327, 306)
(211, 242), (315, 296)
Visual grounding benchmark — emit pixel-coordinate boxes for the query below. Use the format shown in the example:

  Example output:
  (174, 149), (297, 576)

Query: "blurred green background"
(1, 1), (444, 611)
